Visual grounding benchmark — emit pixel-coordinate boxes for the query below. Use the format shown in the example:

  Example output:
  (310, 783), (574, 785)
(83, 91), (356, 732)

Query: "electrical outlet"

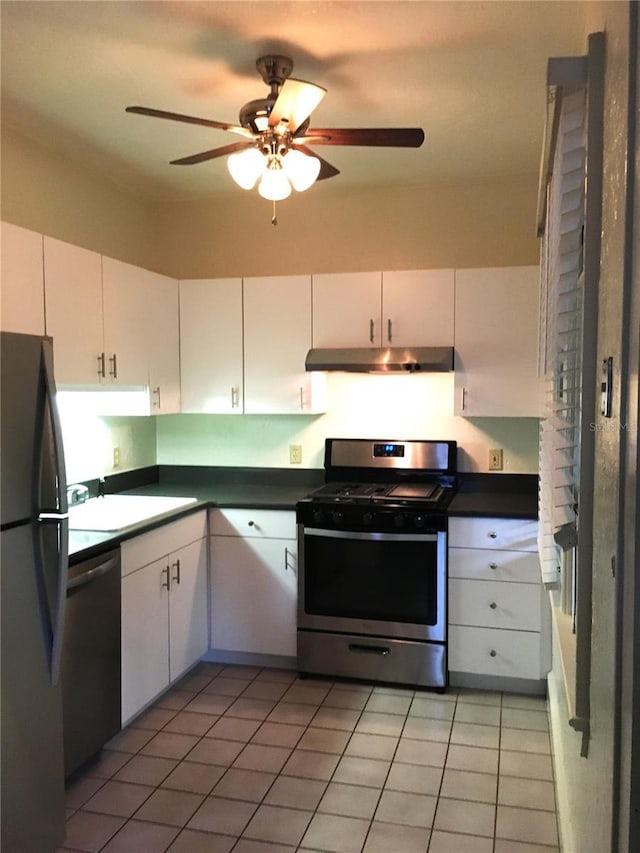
(113, 446), (120, 468)
(289, 444), (302, 465)
(489, 448), (503, 471)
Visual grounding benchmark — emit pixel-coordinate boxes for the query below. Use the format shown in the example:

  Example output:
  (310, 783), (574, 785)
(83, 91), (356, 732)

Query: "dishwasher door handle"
(67, 556), (120, 590)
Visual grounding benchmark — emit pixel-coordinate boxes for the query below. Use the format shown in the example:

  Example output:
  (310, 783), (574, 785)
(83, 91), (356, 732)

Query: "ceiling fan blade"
(293, 143), (340, 180)
(303, 127), (425, 147)
(126, 106), (255, 139)
(170, 141), (254, 166)
(268, 79), (327, 133)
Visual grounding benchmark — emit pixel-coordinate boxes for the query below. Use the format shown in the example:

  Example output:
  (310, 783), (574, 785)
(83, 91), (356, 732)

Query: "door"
(312, 271), (382, 347)
(382, 269), (454, 346)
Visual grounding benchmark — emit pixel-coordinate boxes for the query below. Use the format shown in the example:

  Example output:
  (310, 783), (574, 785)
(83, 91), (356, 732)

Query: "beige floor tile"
(456, 689), (502, 707)
(264, 775), (327, 810)
(219, 664), (262, 680)
(140, 731), (201, 760)
(163, 711), (219, 736)
(187, 794), (257, 836)
(267, 701), (318, 726)
(185, 737), (244, 766)
(282, 683), (332, 705)
(402, 715), (452, 742)
(385, 761), (443, 795)
(454, 702), (501, 726)
(428, 829), (494, 852)
(104, 727), (154, 754)
(301, 812), (370, 853)
(251, 720), (306, 747)
(255, 667), (298, 684)
(333, 755), (391, 788)
(499, 776), (556, 811)
(63, 810), (125, 852)
(166, 827), (236, 853)
(113, 755), (178, 787)
(501, 694), (547, 711)
(101, 819), (180, 852)
(355, 711), (405, 737)
(409, 697), (456, 721)
(433, 796), (496, 837)
(133, 787), (205, 826)
(501, 728), (551, 754)
(128, 707), (177, 731)
(450, 721), (500, 750)
(311, 706), (362, 731)
(323, 686), (371, 710)
(76, 750), (130, 781)
(375, 789), (437, 828)
(226, 697), (277, 721)
(445, 744), (499, 775)
(155, 689), (193, 711)
(440, 767), (498, 803)
(212, 767), (276, 802)
(281, 748), (341, 780)
(206, 716), (262, 742)
(234, 839), (297, 853)
(364, 692), (412, 715)
(499, 750), (554, 781)
(318, 781), (381, 819)
(344, 732), (398, 761)
(161, 761), (226, 794)
(184, 693), (235, 716)
(172, 672), (215, 693)
(232, 743), (292, 773)
(496, 805), (559, 846)
(297, 726), (352, 754)
(242, 803), (314, 845)
(242, 680), (290, 701)
(363, 820), (430, 853)
(395, 736), (448, 767)
(202, 676), (253, 697)
(494, 839), (560, 853)
(501, 707), (550, 732)
(65, 776), (107, 810)
(82, 780), (154, 818)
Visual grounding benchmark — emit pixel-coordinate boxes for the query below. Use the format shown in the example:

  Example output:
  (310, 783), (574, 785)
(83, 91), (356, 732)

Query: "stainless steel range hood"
(304, 346), (454, 373)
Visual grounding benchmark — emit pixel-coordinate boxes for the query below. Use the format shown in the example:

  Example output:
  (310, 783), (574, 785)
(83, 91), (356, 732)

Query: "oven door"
(298, 525), (446, 642)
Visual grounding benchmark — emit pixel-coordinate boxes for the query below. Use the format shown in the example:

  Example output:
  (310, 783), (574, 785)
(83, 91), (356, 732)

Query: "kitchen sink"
(68, 494), (198, 531)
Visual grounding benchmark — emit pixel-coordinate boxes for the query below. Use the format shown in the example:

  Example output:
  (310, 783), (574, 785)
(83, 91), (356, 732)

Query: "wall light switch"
(113, 446), (120, 468)
(489, 448), (503, 470)
(289, 444), (302, 465)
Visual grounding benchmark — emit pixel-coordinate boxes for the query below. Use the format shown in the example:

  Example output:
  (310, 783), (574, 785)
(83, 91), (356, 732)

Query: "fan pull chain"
(271, 200), (278, 226)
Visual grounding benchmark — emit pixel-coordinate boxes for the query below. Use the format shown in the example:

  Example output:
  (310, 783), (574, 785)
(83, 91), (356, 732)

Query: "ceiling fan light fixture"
(258, 162), (292, 201)
(282, 149), (321, 192)
(227, 147), (264, 189)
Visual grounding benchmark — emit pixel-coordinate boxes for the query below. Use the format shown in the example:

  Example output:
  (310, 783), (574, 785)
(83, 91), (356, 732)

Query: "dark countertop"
(69, 466), (538, 562)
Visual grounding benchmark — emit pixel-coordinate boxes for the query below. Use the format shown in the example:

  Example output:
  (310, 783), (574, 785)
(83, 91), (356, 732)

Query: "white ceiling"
(1, 0), (586, 202)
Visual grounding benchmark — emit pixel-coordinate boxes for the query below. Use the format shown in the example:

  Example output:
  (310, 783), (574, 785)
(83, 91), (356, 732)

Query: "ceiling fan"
(126, 55), (425, 205)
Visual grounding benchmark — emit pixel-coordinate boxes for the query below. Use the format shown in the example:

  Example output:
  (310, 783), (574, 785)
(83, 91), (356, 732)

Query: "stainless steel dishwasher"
(61, 548), (121, 777)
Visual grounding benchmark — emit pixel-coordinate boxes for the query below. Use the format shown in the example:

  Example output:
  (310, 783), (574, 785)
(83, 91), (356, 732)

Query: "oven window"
(304, 534), (439, 625)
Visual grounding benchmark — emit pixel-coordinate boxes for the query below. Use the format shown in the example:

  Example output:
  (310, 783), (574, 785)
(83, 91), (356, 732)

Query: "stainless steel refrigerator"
(1, 331), (69, 853)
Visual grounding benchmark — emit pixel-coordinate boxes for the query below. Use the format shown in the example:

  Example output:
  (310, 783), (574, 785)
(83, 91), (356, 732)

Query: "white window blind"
(538, 87), (586, 588)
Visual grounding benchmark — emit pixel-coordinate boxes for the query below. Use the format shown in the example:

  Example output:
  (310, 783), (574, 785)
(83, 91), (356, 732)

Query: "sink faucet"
(98, 477), (106, 498)
(67, 484), (89, 506)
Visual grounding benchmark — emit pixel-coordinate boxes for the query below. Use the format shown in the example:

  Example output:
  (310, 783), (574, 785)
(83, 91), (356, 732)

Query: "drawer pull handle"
(162, 566), (170, 591)
(248, 520), (256, 527)
(489, 649), (497, 657)
(489, 562), (498, 570)
(348, 643), (390, 657)
(488, 531), (497, 539)
(489, 601), (497, 609)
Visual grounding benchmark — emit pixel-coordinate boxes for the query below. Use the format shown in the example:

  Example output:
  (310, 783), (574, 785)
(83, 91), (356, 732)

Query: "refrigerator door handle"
(41, 339), (68, 515)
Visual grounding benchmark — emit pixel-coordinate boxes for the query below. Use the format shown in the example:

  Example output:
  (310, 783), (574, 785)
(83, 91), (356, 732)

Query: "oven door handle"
(302, 527), (439, 543)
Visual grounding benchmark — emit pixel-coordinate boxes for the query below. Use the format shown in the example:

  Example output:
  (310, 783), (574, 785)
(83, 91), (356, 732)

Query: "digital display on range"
(373, 443), (405, 458)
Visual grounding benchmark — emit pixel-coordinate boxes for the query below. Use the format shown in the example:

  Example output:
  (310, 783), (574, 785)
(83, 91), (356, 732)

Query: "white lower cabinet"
(209, 509), (297, 658)
(121, 511), (208, 723)
(448, 516), (550, 687)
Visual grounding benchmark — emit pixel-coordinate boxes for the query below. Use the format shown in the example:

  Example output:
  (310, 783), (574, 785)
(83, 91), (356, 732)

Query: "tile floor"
(59, 663), (560, 853)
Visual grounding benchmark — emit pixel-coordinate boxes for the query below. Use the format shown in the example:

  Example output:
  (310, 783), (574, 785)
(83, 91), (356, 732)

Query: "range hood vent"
(304, 346), (454, 374)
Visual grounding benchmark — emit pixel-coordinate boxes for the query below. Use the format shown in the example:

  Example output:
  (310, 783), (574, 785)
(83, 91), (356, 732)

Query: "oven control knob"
(313, 510), (325, 525)
(413, 514), (426, 529)
(331, 511), (343, 525)
(363, 512), (374, 526)
(394, 514), (405, 529)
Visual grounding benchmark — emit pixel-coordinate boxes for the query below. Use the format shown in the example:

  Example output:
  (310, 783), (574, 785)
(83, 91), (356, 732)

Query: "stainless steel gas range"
(296, 438), (457, 689)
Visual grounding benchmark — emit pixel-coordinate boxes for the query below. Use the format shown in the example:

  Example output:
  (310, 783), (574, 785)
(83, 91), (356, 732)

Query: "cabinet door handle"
(97, 352), (106, 379)
(489, 601), (497, 610)
(387, 318), (393, 343)
(109, 353), (118, 379)
(162, 565), (170, 591)
(369, 318), (375, 343)
(460, 386), (467, 411)
(248, 520), (258, 529)
(231, 386), (239, 408)
(488, 531), (497, 539)
(152, 386), (161, 409)
(172, 559), (181, 585)
(300, 387), (305, 410)
(489, 649), (497, 657)
(489, 562), (498, 570)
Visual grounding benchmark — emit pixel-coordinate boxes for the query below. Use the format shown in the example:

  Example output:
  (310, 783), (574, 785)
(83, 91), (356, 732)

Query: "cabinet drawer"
(449, 578), (541, 631)
(448, 625), (542, 679)
(209, 508), (296, 540)
(449, 517), (537, 551)
(448, 547), (540, 583)
(122, 510), (207, 575)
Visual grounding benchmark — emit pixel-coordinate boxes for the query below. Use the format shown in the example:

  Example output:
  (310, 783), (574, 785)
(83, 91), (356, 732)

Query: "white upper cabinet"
(382, 269), (454, 346)
(180, 278), (243, 414)
(312, 272), (382, 348)
(312, 269), (454, 349)
(141, 269), (180, 415)
(454, 266), (543, 417)
(244, 274), (324, 414)
(44, 236), (104, 384)
(1, 222), (45, 335)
